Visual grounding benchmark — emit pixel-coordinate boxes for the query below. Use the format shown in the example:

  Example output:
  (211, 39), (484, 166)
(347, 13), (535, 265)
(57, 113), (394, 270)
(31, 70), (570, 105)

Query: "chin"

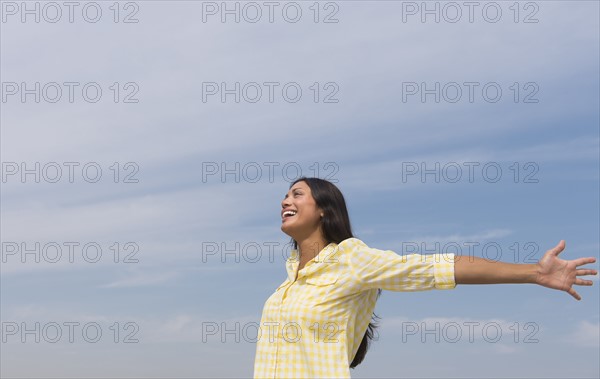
(280, 225), (292, 236)
(280, 223), (297, 239)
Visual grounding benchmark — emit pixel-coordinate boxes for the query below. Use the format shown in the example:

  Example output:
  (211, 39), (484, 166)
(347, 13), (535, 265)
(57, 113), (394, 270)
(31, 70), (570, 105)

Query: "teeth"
(283, 210), (297, 217)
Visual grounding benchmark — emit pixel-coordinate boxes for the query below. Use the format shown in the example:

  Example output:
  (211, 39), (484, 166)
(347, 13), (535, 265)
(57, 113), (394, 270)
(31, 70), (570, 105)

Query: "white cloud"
(404, 229), (513, 245)
(99, 269), (179, 288)
(567, 320), (600, 347)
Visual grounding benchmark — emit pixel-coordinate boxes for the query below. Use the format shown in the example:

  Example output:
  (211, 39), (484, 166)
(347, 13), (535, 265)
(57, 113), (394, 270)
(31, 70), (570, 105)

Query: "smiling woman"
(253, 177), (598, 379)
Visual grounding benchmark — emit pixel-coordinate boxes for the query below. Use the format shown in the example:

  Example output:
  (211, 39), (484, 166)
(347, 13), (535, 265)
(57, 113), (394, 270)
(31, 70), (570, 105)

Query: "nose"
(281, 197), (291, 208)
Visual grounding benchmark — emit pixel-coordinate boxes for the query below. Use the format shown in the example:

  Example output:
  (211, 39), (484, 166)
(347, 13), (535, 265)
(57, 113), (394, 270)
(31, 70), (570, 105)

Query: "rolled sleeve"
(431, 253), (456, 289)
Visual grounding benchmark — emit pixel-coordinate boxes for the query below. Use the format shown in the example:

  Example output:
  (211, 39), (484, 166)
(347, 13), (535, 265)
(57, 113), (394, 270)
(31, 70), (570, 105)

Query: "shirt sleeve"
(343, 238), (456, 291)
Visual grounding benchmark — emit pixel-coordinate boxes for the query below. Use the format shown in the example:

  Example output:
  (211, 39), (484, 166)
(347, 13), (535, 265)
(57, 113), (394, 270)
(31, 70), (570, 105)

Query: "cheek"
(304, 212), (321, 225)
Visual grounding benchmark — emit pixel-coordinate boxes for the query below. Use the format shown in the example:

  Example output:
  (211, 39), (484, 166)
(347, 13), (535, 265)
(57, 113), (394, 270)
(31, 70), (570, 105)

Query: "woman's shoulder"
(337, 237), (370, 250)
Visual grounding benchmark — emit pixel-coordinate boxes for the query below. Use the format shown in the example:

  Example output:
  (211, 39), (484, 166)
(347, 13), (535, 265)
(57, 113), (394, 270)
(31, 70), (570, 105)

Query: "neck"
(295, 231), (327, 262)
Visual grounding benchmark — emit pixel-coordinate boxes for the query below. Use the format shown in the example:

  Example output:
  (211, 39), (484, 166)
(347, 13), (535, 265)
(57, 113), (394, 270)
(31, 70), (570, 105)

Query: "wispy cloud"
(566, 320), (600, 347)
(99, 269), (180, 288)
(404, 229), (513, 245)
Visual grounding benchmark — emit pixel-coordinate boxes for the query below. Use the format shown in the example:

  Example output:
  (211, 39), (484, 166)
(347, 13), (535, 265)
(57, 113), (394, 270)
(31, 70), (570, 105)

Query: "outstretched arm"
(454, 240), (597, 300)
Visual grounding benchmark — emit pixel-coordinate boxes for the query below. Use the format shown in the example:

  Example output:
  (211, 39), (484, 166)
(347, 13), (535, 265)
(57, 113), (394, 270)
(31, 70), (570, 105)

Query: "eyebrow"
(283, 187), (302, 198)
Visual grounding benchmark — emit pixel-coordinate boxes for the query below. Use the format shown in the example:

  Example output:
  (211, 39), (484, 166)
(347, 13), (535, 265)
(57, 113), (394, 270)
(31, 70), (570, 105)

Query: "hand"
(535, 240), (598, 300)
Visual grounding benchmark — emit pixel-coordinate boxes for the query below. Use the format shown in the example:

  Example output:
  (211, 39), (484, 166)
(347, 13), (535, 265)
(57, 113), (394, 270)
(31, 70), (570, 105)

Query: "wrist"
(527, 263), (541, 284)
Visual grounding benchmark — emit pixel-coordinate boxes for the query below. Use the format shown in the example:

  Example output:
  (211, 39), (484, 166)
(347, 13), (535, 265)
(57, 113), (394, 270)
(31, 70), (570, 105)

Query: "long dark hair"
(289, 176), (382, 368)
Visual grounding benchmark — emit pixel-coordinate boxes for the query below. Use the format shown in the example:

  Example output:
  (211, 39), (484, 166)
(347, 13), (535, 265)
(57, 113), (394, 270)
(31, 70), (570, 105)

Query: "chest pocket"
(305, 274), (340, 286)
(302, 274), (341, 309)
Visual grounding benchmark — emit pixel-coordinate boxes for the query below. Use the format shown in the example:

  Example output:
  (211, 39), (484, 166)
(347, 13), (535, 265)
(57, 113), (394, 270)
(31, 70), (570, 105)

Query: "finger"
(576, 269), (598, 276)
(550, 240), (566, 257)
(567, 287), (581, 300)
(574, 257), (597, 267)
(574, 278), (594, 286)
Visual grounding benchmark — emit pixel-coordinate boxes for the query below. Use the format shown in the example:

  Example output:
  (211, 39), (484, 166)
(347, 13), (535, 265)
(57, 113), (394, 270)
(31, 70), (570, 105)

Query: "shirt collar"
(285, 242), (339, 281)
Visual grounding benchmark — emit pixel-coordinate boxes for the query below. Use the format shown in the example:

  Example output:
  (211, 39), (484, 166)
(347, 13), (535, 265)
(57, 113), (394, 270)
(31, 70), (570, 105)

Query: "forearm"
(454, 256), (539, 285)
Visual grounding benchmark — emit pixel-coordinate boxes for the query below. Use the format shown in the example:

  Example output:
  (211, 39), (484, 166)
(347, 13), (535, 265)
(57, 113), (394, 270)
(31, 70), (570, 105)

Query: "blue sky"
(1, 1), (599, 377)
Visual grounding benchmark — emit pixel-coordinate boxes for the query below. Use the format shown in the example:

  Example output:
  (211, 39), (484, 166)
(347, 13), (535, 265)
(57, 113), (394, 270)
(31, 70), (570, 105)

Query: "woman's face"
(280, 181), (323, 239)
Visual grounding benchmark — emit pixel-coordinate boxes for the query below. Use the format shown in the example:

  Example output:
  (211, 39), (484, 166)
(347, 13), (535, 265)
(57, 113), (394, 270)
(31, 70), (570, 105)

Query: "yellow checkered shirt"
(253, 237), (456, 378)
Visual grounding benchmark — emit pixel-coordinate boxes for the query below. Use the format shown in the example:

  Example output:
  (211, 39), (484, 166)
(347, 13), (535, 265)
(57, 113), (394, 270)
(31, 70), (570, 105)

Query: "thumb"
(549, 240), (566, 257)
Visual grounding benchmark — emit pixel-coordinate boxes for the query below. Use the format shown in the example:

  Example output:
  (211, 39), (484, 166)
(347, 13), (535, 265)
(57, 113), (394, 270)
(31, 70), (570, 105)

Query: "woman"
(253, 177), (597, 378)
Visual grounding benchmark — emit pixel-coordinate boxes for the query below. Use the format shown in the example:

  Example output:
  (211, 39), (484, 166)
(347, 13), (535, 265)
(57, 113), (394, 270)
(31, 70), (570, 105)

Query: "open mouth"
(282, 210), (297, 220)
